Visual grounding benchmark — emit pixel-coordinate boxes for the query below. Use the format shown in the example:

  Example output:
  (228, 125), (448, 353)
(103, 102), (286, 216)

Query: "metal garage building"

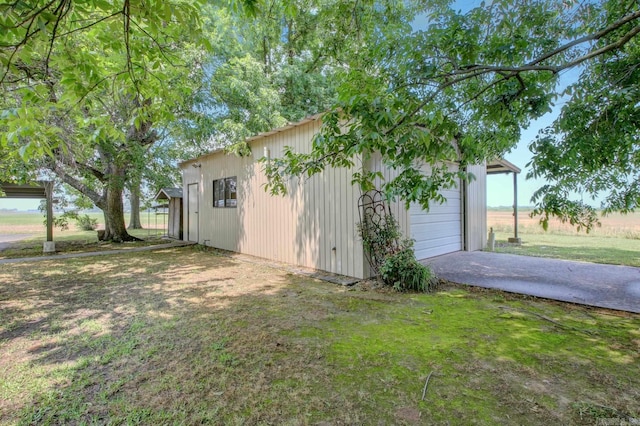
(180, 114), (511, 279)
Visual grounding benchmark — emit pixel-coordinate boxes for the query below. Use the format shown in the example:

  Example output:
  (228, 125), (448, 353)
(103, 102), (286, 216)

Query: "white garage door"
(410, 183), (463, 260)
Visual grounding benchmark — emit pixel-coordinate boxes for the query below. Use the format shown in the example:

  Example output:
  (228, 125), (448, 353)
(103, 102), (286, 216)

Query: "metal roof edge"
(179, 113), (324, 168)
(487, 158), (521, 174)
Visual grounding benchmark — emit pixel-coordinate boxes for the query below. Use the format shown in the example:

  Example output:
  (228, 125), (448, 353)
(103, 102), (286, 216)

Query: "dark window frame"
(213, 176), (237, 208)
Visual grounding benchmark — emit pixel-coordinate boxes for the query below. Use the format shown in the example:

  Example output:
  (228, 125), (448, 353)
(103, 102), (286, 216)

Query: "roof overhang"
(487, 158), (521, 175)
(0, 182), (47, 199)
(179, 113), (323, 168)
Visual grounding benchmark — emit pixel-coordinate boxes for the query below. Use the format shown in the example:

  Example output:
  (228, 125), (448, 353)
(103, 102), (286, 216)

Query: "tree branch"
(70, 159), (106, 182)
(424, 10), (640, 82)
(56, 10), (123, 38)
(382, 10), (640, 136)
(49, 160), (106, 208)
(2, 0), (59, 29)
(529, 9), (640, 67)
(556, 24), (640, 72)
(129, 17), (181, 68)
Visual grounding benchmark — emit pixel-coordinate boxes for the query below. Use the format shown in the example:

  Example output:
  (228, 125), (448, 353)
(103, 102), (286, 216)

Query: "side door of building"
(187, 183), (199, 242)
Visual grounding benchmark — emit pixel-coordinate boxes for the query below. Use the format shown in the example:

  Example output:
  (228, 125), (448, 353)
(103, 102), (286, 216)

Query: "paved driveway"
(423, 251), (640, 314)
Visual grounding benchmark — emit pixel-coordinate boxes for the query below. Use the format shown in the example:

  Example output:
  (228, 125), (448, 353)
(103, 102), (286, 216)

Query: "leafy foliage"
(379, 245), (436, 292)
(358, 211), (435, 292)
(528, 0), (640, 229)
(357, 211), (403, 276)
(76, 214), (99, 231)
(0, 0), (212, 241)
(262, 0), (640, 230)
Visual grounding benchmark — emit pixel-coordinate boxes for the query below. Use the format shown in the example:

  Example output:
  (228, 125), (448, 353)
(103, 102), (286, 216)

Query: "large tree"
(0, 0), (210, 241)
(263, 0), (640, 230)
(167, 0), (348, 159)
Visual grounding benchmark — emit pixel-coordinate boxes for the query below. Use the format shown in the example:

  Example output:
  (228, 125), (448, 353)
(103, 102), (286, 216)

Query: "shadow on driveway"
(423, 251), (640, 314)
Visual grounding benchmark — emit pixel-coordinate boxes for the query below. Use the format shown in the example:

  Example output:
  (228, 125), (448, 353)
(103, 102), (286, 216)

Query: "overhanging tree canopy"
(263, 0), (640, 230)
(1, 0), (214, 241)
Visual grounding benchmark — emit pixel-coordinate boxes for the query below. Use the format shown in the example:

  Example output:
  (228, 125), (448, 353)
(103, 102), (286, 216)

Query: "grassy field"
(488, 210), (640, 267)
(1, 246), (638, 425)
(3, 209), (640, 267)
(0, 211), (166, 235)
(0, 211), (169, 259)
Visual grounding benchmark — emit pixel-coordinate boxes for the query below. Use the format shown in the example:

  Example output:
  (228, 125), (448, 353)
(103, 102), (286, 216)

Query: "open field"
(488, 209), (640, 239)
(0, 211), (169, 259)
(0, 211), (167, 235)
(1, 246), (638, 425)
(488, 210), (640, 267)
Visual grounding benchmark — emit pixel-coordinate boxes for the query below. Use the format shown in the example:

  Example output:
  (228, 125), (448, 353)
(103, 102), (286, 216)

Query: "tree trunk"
(100, 166), (139, 242)
(102, 184), (138, 242)
(128, 181), (143, 229)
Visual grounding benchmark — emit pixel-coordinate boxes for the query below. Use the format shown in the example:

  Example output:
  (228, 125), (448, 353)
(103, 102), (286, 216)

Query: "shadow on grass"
(0, 246), (347, 424)
(0, 246), (638, 425)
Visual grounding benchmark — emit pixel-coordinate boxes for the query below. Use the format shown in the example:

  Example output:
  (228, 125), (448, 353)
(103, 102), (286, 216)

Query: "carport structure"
(0, 181), (55, 253)
(487, 159), (521, 243)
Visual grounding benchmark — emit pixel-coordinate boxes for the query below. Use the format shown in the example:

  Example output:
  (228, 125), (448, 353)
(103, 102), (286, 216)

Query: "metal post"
(45, 181), (53, 241)
(43, 181), (56, 253)
(508, 172), (521, 244)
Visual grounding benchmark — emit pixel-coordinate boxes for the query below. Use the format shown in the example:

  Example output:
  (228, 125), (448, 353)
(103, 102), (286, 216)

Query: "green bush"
(76, 214), (98, 231)
(359, 209), (438, 292)
(379, 243), (437, 292)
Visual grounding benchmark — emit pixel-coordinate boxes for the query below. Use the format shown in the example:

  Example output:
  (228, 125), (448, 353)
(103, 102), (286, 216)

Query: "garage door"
(410, 182), (463, 260)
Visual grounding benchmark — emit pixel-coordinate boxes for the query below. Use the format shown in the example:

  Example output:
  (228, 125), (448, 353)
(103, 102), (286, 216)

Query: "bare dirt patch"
(1, 246), (638, 425)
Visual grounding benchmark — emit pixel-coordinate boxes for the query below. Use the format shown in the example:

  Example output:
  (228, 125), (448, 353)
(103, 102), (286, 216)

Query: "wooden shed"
(180, 115), (496, 279)
(154, 188), (183, 240)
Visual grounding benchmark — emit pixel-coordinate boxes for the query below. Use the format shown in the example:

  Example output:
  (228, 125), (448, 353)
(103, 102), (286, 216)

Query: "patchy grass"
(0, 229), (168, 259)
(1, 246), (638, 425)
(0, 211), (169, 259)
(490, 233), (640, 267)
(488, 210), (640, 267)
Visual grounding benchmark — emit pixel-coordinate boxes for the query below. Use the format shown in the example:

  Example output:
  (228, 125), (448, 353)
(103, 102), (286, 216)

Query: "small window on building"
(213, 176), (237, 207)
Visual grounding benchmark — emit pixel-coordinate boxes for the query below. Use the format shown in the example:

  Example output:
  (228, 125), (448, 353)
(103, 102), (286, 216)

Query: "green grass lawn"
(0, 229), (168, 259)
(1, 246), (638, 425)
(492, 232), (640, 267)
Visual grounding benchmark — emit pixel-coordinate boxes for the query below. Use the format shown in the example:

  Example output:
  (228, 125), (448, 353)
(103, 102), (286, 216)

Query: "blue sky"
(486, 66), (599, 208)
(0, 198), (41, 211)
(1, 2), (593, 211)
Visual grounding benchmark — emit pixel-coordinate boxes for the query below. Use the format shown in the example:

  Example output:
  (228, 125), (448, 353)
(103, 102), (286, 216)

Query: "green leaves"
(528, 3), (640, 228)
(261, 0), (639, 231)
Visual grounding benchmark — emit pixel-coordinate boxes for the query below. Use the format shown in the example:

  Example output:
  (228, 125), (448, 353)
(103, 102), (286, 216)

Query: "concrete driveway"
(423, 251), (640, 314)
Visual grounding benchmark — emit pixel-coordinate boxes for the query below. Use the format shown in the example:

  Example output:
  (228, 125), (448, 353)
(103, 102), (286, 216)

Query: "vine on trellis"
(357, 190), (401, 277)
(357, 190), (436, 292)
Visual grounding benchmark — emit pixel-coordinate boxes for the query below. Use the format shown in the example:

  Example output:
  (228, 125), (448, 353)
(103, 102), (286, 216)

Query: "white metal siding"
(464, 163), (487, 252)
(180, 119), (489, 277)
(410, 168), (463, 259)
(181, 118), (366, 279)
